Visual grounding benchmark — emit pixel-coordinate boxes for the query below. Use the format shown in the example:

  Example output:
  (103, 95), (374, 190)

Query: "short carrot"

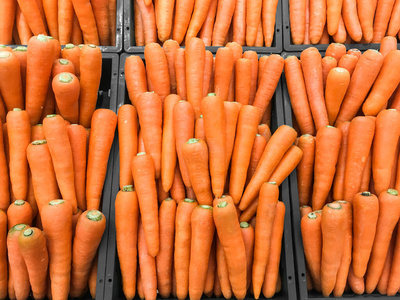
(338, 54), (358, 76)
(7, 200), (32, 230)
(289, 0), (306, 44)
(125, 56), (147, 106)
(52, 72), (80, 124)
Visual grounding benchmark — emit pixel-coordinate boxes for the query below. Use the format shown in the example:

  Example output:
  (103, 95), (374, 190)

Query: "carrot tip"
(87, 210), (103, 221)
(361, 191), (372, 196)
(23, 229), (34, 237)
(32, 140), (47, 145)
(137, 152), (146, 156)
(217, 201), (228, 208)
(240, 222), (250, 228)
(122, 185), (134, 192)
(199, 205), (213, 210)
(187, 138), (199, 144)
(59, 73), (74, 83)
(184, 198), (196, 203)
(13, 200), (26, 206)
(49, 200), (65, 206)
(387, 189), (399, 196)
(0, 52), (10, 58)
(308, 212), (317, 219)
(13, 108), (22, 112)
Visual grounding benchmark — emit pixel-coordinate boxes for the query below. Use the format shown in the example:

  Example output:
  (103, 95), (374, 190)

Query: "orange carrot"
(0, 210), (6, 300)
(325, 68), (350, 125)
(269, 145), (303, 185)
(61, 44), (80, 78)
(145, 43), (170, 101)
(322, 56), (337, 90)
(372, 0), (396, 43)
(0, 52), (24, 112)
(91, 0), (110, 45)
(52, 72), (80, 124)
(380, 36), (398, 58)
(7, 200), (32, 230)
(125, 56), (147, 106)
(289, 0), (306, 44)
(297, 134), (315, 206)
(332, 122), (350, 201)
(214, 47), (234, 102)
(309, 0), (327, 43)
(163, 40), (179, 94)
(327, 0), (344, 36)
(262, 0), (279, 46)
(0, 127), (8, 212)
(337, 54), (358, 76)
(172, 0), (194, 44)
(246, 0), (262, 46)
(0, 0), (16, 44)
(212, 0), (236, 46)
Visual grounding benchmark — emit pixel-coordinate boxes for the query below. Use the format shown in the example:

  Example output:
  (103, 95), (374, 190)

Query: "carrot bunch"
(116, 37), (300, 300)
(0, 0), (117, 46)
(0, 35), (116, 299)
(289, 0), (400, 44)
(133, 0), (279, 47)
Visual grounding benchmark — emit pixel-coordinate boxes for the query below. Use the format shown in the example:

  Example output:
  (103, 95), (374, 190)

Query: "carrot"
(365, 189), (400, 293)
(309, 0), (327, 43)
(156, 0), (175, 42)
(363, 51), (400, 116)
(214, 200), (247, 299)
(234, 58), (251, 105)
(27, 140), (59, 212)
(212, 0), (235, 46)
(71, 13), (83, 45)
(61, 44), (80, 77)
(57, 0), (74, 44)
(332, 122), (350, 201)
(71, 0), (100, 44)
(115, 186), (139, 300)
(327, 0), (344, 36)
(203, 239), (216, 296)
(138, 219), (157, 300)
(326, 68), (350, 125)
(17, 227), (48, 299)
(52, 72), (80, 124)
(7, 109), (30, 201)
(0, 210), (6, 300)
(379, 36), (397, 58)
(246, 135), (267, 185)
(342, 0), (362, 41)
(133, 0), (145, 46)
(231, 0), (246, 45)
(318, 25), (330, 44)
(377, 228), (396, 295)
(183, 139), (213, 206)
(262, 0), (279, 46)
(284, 56), (315, 135)
(357, 0), (374, 42)
(52, 58), (75, 78)
(214, 47), (234, 102)
(239, 125), (297, 211)
(301, 48), (329, 130)
(91, 0), (110, 45)
(10, 48), (27, 91)
(202, 94), (226, 198)
(78, 45), (102, 128)
(15, 4), (33, 45)
(387, 223), (400, 295)
(41, 200), (72, 300)
(215, 236), (232, 299)
(239, 222), (254, 291)
(269, 145), (303, 185)
(186, 0), (212, 42)
(188, 205), (215, 300)
(137, 266), (144, 299)
(132, 153), (159, 257)
(7, 200), (32, 230)
(372, 110), (400, 195)
(335, 50), (383, 125)
(125, 56), (147, 106)
(43, 114), (77, 212)
(162, 41), (179, 95)
(262, 201), (285, 298)
(175, 198), (198, 300)
(42, 0), (58, 39)
(321, 56), (337, 91)
(297, 135), (315, 206)
(289, 0), (306, 44)
(0, 127), (8, 212)
(145, 43), (170, 101)
(0, 52), (23, 113)
(17, 0), (47, 36)
(338, 54), (358, 76)
(372, 0), (396, 43)
(312, 126), (342, 210)
(88, 254), (98, 299)
(348, 265), (365, 294)
(172, 0), (195, 43)
(0, 0), (16, 44)
(71, 208), (82, 238)
(171, 164), (185, 203)
(246, 0), (262, 46)
(229, 105), (260, 204)
(242, 51), (258, 105)
(7, 224), (30, 300)
(118, 105), (138, 189)
(224, 101), (240, 167)
(175, 48), (187, 100)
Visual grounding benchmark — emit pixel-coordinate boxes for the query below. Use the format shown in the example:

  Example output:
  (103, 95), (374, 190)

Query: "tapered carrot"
(232, 0), (246, 45)
(242, 51), (258, 105)
(269, 145), (303, 185)
(327, 0), (344, 35)
(202, 94), (226, 197)
(212, 0), (235, 46)
(88, 255), (98, 299)
(335, 50), (383, 125)
(175, 198), (198, 300)
(312, 126), (342, 210)
(7, 200), (32, 230)
(235, 58), (251, 105)
(224, 101), (240, 166)
(78, 45), (102, 128)
(357, 0), (374, 42)
(198, 0), (217, 46)
(71, 0), (99, 44)
(156, 0), (175, 42)
(387, 223), (400, 295)
(118, 105), (138, 189)
(16, 0), (47, 36)
(7, 109), (30, 201)
(214, 200), (247, 299)
(115, 186), (139, 300)
(337, 54), (358, 76)
(214, 47), (234, 102)
(0, 52), (23, 112)
(348, 265), (365, 294)
(43, 114), (77, 212)
(162, 41), (179, 95)
(172, 0), (195, 43)
(318, 25), (330, 44)
(246, 0), (262, 46)
(174, 48), (187, 100)
(171, 164), (185, 203)
(246, 134), (267, 185)
(289, 0), (306, 44)
(326, 68), (350, 125)
(284, 56), (315, 135)
(321, 56), (337, 90)
(133, 0), (144, 46)
(15, 5), (33, 45)
(239, 125), (297, 211)
(215, 237), (232, 298)
(125, 56), (147, 106)
(145, 43), (170, 101)
(71, 208), (82, 238)
(297, 135), (315, 206)
(0, 210), (6, 300)
(262, 0), (279, 46)
(137, 266), (144, 299)
(388, 0), (400, 36)
(309, 0), (326, 43)
(132, 153), (159, 257)
(186, 0), (212, 42)
(377, 228), (396, 295)
(42, 0), (58, 39)
(301, 48), (329, 130)
(366, 189), (400, 293)
(52, 72), (80, 124)
(379, 36), (397, 58)
(41, 200), (72, 300)
(0, 0), (16, 44)
(57, 0), (74, 44)
(203, 239), (216, 296)
(0, 127), (8, 212)
(372, 0), (395, 43)
(239, 222), (254, 291)
(363, 51), (400, 116)
(91, 0), (110, 45)
(71, 13), (83, 45)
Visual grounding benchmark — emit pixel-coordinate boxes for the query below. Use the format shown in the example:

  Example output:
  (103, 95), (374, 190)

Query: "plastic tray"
(282, 1), (382, 53)
(123, 0), (283, 54)
(102, 52), (297, 300)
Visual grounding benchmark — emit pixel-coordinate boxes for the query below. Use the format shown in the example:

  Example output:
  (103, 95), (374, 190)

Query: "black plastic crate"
(282, 2), (382, 53)
(123, 0), (283, 54)
(103, 52), (296, 300)
(6, 1), (123, 53)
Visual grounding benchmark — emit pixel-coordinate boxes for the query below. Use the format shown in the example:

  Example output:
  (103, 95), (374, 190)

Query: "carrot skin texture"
(0, 0), (16, 44)
(212, 0), (236, 46)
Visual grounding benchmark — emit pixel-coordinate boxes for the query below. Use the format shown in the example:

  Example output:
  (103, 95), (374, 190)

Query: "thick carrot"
(214, 200), (247, 299)
(379, 36), (397, 58)
(43, 114), (77, 212)
(16, 0), (47, 36)
(186, 0), (212, 42)
(214, 47), (234, 102)
(326, 68), (350, 125)
(235, 58), (251, 105)
(348, 265), (365, 294)
(91, 0), (110, 45)
(156, 0), (175, 42)
(327, 0), (344, 36)
(41, 200), (72, 300)
(365, 189), (400, 293)
(42, 0), (58, 39)
(202, 94), (226, 197)
(125, 56), (147, 106)
(357, 0), (374, 42)
(246, 0), (262, 46)
(52, 58), (75, 78)
(52, 72), (80, 124)
(118, 105), (138, 189)
(335, 50), (383, 125)
(78, 44), (102, 128)
(262, 0), (279, 46)
(332, 122), (350, 201)
(262, 201), (285, 298)
(71, 0), (99, 44)
(363, 51), (400, 116)
(309, 0), (327, 43)
(289, 0), (306, 44)
(7, 200), (32, 230)
(172, 0), (195, 44)
(7, 109), (30, 201)
(212, 0), (235, 46)
(322, 56), (337, 90)
(312, 126), (342, 210)
(342, 0), (362, 41)
(284, 56), (315, 135)
(301, 48), (329, 130)
(0, 0), (16, 44)
(145, 43), (170, 101)
(239, 125), (297, 211)
(115, 186), (139, 300)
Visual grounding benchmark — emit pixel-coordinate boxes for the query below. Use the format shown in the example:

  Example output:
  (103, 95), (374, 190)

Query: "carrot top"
(9, 224), (29, 234)
(199, 205), (213, 210)
(22, 228), (34, 237)
(387, 189), (399, 196)
(32, 140), (47, 145)
(307, 212), (318, 219)
(187, 138), (199, 144)
(122, 185), (134, 192)
(64, 44), (75, 49)
(240, 222), (250, 228)
(13, 200), (26, 206)
(184, 198), (196, 203)
(361, 191), (372, 196)
(164, 197), (174, 202)
(0, 52), (11, 59)
(58, 73), (74, 83)
(217, 201), (228, 208)
(327, 202), (342, 209)
(86, 210), (104, 222)
(49, 199), (65, 206)
(59, 60), (70, 66)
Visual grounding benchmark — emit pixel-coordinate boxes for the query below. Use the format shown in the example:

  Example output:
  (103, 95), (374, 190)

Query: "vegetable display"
(115, 37), (298, 300)
(0, 0), (117, 46)
(0, 34), (116, 299)
(133, 0), (279, 47)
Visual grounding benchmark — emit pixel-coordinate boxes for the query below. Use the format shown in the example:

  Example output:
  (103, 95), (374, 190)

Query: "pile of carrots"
(0, 35), (117, 299)
(134, 0), (279, 47)
(115, 37), (301, 300)
(0, 0), (117, 46)
(286, 42), (400, 296)
(289, 0), (400, 44)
